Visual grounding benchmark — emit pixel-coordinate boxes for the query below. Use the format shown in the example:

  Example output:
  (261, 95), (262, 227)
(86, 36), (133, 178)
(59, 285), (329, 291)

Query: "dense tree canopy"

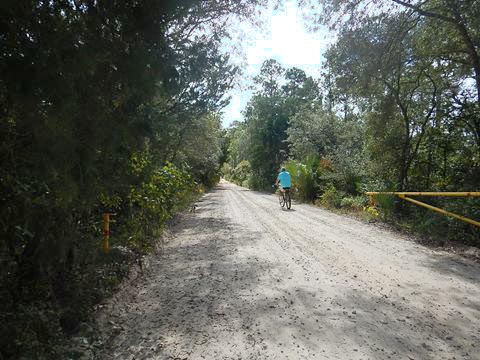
(0, 1), (262, 358)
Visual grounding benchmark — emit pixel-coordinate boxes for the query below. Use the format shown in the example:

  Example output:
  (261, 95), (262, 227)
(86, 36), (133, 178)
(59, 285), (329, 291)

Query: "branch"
(407, 71), (437, 167)
(389, 0), (457, 24)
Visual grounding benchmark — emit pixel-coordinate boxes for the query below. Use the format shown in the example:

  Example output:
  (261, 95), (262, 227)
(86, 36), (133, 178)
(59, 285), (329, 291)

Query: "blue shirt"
(277, 171), (291, 188)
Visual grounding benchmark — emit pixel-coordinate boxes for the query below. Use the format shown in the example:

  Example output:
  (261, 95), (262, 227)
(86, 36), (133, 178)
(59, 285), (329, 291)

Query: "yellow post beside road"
(366, 192), (480, 228)
(102, 213), (115, 253)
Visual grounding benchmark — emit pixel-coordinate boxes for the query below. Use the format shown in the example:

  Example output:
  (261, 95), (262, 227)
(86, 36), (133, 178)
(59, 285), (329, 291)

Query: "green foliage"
(0, 0), (262, 358)
(374, 194), (397, 221)
(340, 196), (367, 211)
(232, 160), (253, 185)
(219, 7), (479, 250)
(124, 163), (195, 252)
(401, 197), (480, 244)
(224, 160), (253, 187)
(317, 6), (480, 241)
(319, 186), (345, 209)
(222, 60), (321, 191)
(287, 109), (339, 160)
(220, 163), (233, 178)
(287, 105), (366, 196)
(284, 158), (320, 202)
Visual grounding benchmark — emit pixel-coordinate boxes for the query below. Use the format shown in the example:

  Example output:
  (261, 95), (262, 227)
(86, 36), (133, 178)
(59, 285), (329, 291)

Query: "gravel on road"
(96, 180), (480, 360)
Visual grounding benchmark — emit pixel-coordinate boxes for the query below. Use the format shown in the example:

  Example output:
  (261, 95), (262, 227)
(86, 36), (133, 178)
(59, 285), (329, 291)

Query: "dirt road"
(97, 180), (480, 359)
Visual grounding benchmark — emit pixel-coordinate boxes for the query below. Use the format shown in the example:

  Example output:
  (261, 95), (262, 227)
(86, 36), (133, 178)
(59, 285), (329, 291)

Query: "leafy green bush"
(221, 163), (233, 179)
(319, 186), (345, 208)
(247, 173), (271, 190)
(0, 157), (200, 359)
(405, 197), (480, 245)
(284, 157), (320, 202)
(374, 193), (397, 220)
(241, 175), (255, 188)
(120, 162), (195, 252)
(230, 160), (253, 186)
(340, 195), (367, 210)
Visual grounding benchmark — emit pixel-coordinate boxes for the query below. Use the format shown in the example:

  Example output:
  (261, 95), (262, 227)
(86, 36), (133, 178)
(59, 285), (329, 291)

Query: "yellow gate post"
(366, 192), (480, 228)
(102, 213), (115, 253)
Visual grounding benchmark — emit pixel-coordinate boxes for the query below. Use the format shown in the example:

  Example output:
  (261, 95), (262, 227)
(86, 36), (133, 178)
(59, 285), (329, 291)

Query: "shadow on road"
(99, 187), (480, 360)
(422, 254), (480, 286)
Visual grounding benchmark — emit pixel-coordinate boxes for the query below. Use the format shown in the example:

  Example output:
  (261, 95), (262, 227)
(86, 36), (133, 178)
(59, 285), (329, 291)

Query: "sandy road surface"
(97, 180), (480, 359)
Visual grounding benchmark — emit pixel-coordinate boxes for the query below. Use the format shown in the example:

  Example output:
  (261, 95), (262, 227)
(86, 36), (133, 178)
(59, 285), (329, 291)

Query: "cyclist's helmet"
(281, 167), (286, 172)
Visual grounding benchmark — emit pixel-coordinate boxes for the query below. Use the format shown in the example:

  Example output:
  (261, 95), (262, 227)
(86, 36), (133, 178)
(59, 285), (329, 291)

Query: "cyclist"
(275, 167), (291, 193)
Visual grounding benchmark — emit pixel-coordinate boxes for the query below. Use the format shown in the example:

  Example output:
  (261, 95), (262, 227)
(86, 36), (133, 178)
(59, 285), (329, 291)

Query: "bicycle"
(275, 185), (291, 210)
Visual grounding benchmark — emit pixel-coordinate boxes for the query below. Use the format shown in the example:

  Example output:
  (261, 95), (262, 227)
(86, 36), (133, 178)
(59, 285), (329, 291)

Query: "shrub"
(364, 205), (380, 219)
(404, 197), (480, 244)
(248, 173), (270, 190)
(241, 175), (255, 188)
(319, 186), (345, 208)
(284, 157), (320, 202)
(231, 160), (252, 186)
(220, 163), (232, 178)
(123, 163), (194, 252)
(340, 195), (367, 210)
(374, 193), (397, 220)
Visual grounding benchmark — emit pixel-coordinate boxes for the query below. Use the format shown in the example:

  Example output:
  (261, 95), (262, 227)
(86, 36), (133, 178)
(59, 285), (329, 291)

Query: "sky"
(221, 1), (334, 127)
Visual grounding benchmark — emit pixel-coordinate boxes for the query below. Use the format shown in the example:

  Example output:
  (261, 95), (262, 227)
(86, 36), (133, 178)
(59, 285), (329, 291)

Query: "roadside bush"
(230, 160), (252, 186)
(340, 196), (367, 211)
(284, 160), (300, 195)
(0, 158), (200, 359)
(221, 163), (233, 179)
(364, 205), (380, 219)
(374, 193), (398, 221)
(248, 173), (271, 190)
(319, 186), (345, 208)
(404, 197), (480, 245)
(284, 157), (320, 202)
(124, 163), (194, 252)
(241, 175), (254, 188)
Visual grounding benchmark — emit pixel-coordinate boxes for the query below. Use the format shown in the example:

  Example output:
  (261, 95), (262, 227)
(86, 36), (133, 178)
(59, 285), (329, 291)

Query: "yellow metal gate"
(366, 192), (480, 228)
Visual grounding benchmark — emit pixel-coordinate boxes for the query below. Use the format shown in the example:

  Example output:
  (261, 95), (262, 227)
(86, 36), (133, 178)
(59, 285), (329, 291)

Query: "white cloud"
(246, 2), (329, 68)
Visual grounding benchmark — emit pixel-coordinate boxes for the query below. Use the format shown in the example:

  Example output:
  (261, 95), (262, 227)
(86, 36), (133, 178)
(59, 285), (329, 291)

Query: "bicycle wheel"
(278, 192), (285, 207)
(286, 191), (291, 209)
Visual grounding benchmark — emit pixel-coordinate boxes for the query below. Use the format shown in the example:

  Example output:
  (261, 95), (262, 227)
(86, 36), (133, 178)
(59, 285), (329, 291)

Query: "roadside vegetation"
(0, 1), (262, 358)
(222, 1), (480, 245)
(1, 0), (479, 358)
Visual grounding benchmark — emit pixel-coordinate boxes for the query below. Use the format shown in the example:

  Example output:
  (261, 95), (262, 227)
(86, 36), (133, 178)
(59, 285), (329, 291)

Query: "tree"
(317, 0), (480, 99)
(287, 108), (339, 160)
(326, 14), (446, 190)
(0, 1), (263, 357)
(242, 60), (321, 189)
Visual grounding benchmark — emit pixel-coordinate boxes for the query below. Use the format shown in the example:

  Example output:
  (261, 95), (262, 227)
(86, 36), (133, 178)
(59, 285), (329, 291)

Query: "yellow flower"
(364, 206), (379, 217)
